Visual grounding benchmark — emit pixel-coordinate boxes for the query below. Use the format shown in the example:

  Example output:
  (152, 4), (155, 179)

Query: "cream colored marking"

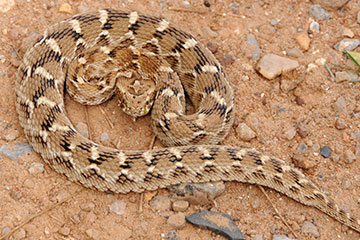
(100, 30), (109, 37)
(298, 178), (309, 185)
(45, 38), (61, 54)
(99, 9), (108, 25)
(257, 166), (264, 171)
(37, 96), (57, 108)
(150, 38), (159, 44)
(157, 19), (169, 32)
(198, 146), (211, 158)
(49, 123), (70, 132)
(76, 38), (86, 46)
(161, 88), (174, 97)
(159, 65), (173, 73)
(210, 90), (226, 105)
(143, 151), (153, 164)
(183, 38), (197, 49)
(100, 46), (111, 54)
(39, 130), (48, 142)
(201, 65), (218, 73)
(61, 151), (72, 158)
(164, 112), (177, 119)
(90, 146), (100, 160)
(147, 165), (155, 173)
(204, 160), (214, 166)
(129, 11), (139, 24)
(175, 162), (183, 168)
(282, 165), (291, 171)
(78, 57), (87, 65)
(236, 149), (247, 159)
(35, 66), (53, 80)
(169, 148), (182, 160)
(69, 19), (81, 33)
(124, 31), (134, 39)
(117, 151), (127, 165)
(260, 155), (270, 162)
(87, 163), (101, 172)
(121, 169), (128, 175)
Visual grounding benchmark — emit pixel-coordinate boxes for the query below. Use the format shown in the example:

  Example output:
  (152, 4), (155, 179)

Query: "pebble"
(246, 34), (261, 60)
(295, 96), (305, 106)
(335, 71), (350, 82)
(236, 123), (256, 141)
(309, 4), (330, 20)
(167, 231), (179, 240)
(332, 96), (347, 114)
(252, 235), (263, 240)
(283, 126), (297, 140)
(358, 11), (360, 23)
(309, 21), (320, 33)
(202, 26), (218, 38)
(100, 132), (109, 142)
(23, 178), (35, 188)
(301, 221), (320, 238)
(273, 235), (296, 240)
(109, 200), (126, 215)
(3, 131), (19, 142)
(186, 210), (246, 240)
(28, 162), (45, 174)
(320, 146), (332, 158)
(287, 47), (303, 58)
(251, 198), (261, 209)
(296, 123), (309, 138)
(334, 38), (360, 52)
(270, 19), (279, 26)
(335, 118), (347, 130)
(9, 189), (23, 201)
(150, 195), (172, 211)
(341, 177), (353, 190)
(206, 42), (218, 54)
(172, 200), (189, 212)
(295, 32), (311, 51)
(59, 3), (73, 14)
(341, 27), (354, 38)
(351, 131), (360, 140)
(297, 142), (308, 154)
(256, 54), (299, 80)
(331, 154), (340, 163)
(80, 202), (95, 212)
(2, 226), (11, 239)
(0, 143), (33, 161)
(56, 189), (70, 202)
(167, 213), (186, 230)
(58, 226), (71, 236)
(343, 149), (356, 163)
(218, 54), (234, 66)
(76, 122), (89, 138)
(293, 153), (317, 170)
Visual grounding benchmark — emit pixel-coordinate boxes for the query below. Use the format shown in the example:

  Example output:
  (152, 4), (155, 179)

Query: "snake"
(14, 9), (360, 233)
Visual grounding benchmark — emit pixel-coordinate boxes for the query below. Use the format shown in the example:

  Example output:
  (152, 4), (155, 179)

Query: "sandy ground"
(1, 0), (360, 239)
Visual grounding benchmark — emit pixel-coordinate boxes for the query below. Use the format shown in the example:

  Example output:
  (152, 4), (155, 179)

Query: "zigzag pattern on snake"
(15, 9), (360, 233)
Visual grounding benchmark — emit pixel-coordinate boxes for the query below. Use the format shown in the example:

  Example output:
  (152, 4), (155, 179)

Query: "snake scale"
(15, 9), (359, 233)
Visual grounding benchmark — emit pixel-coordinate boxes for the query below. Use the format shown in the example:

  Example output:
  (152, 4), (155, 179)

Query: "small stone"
(335, 71), (350, 82)
(23, 178), (35, 188)
(297, 142), (308, 154)
(80, 202), (95, 212)
(309, 21), (320, 33)
(100, 132), (109, 142)
(3, 131), (19, 142)
(358, 11), (360, 23)
(167, 213), (186, 230)
(293, 153), (317, 170)
(59, 3), (73, 14)
(295, 96), (305, 106)
(351, 131), (360, 140)
(58, 226), (70, 236)
(236, 123), (256, 141)
(167, 231), (179, 240)
(28, 162), (45, 174)
(0, 0), (15, 13)
(56, 189), (70, 202)
(334, 38), (360, 52)
(331, 154), (340, 163)
(206, 42), (218, 54)
(309, 4), (330, 20)
(273, 235), (296, 240)
(2, 226), (11, 238)
(76, 122), (89, 138)
(251, 198), (261, 209)
(0, 143), (33, 161)
(85, 229), (94, 238)
(246, 34), (261, 60)
(202, 26), (218, 38)
(320, 146), (331, 158)
(301, 221), (320, 238)
(252, 235), (263, 240)
(109, 200), (126, 215)
(256, 53), (299, 80)
(335, 118), (347, 130)
(343, 149), (356, 163)
(270, 19), (279, 26)
(13, 228), (26, 239)
(332, 96), (347, 114)
(172, 200), (189, 212)
(218, 54), (234, 66)
(287, 47), (303, 58)
(295, 32), (311, 51)
(297, 123), (309, 138)
(150, 195), (172, 211)
(283, 126), (297, 140)
(186, 210), (246, 240)
(341, 177), (353, 190)
(9, 189), (23, 201)
(170, 182), (225, 202)
(341, 27), (354, 38)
